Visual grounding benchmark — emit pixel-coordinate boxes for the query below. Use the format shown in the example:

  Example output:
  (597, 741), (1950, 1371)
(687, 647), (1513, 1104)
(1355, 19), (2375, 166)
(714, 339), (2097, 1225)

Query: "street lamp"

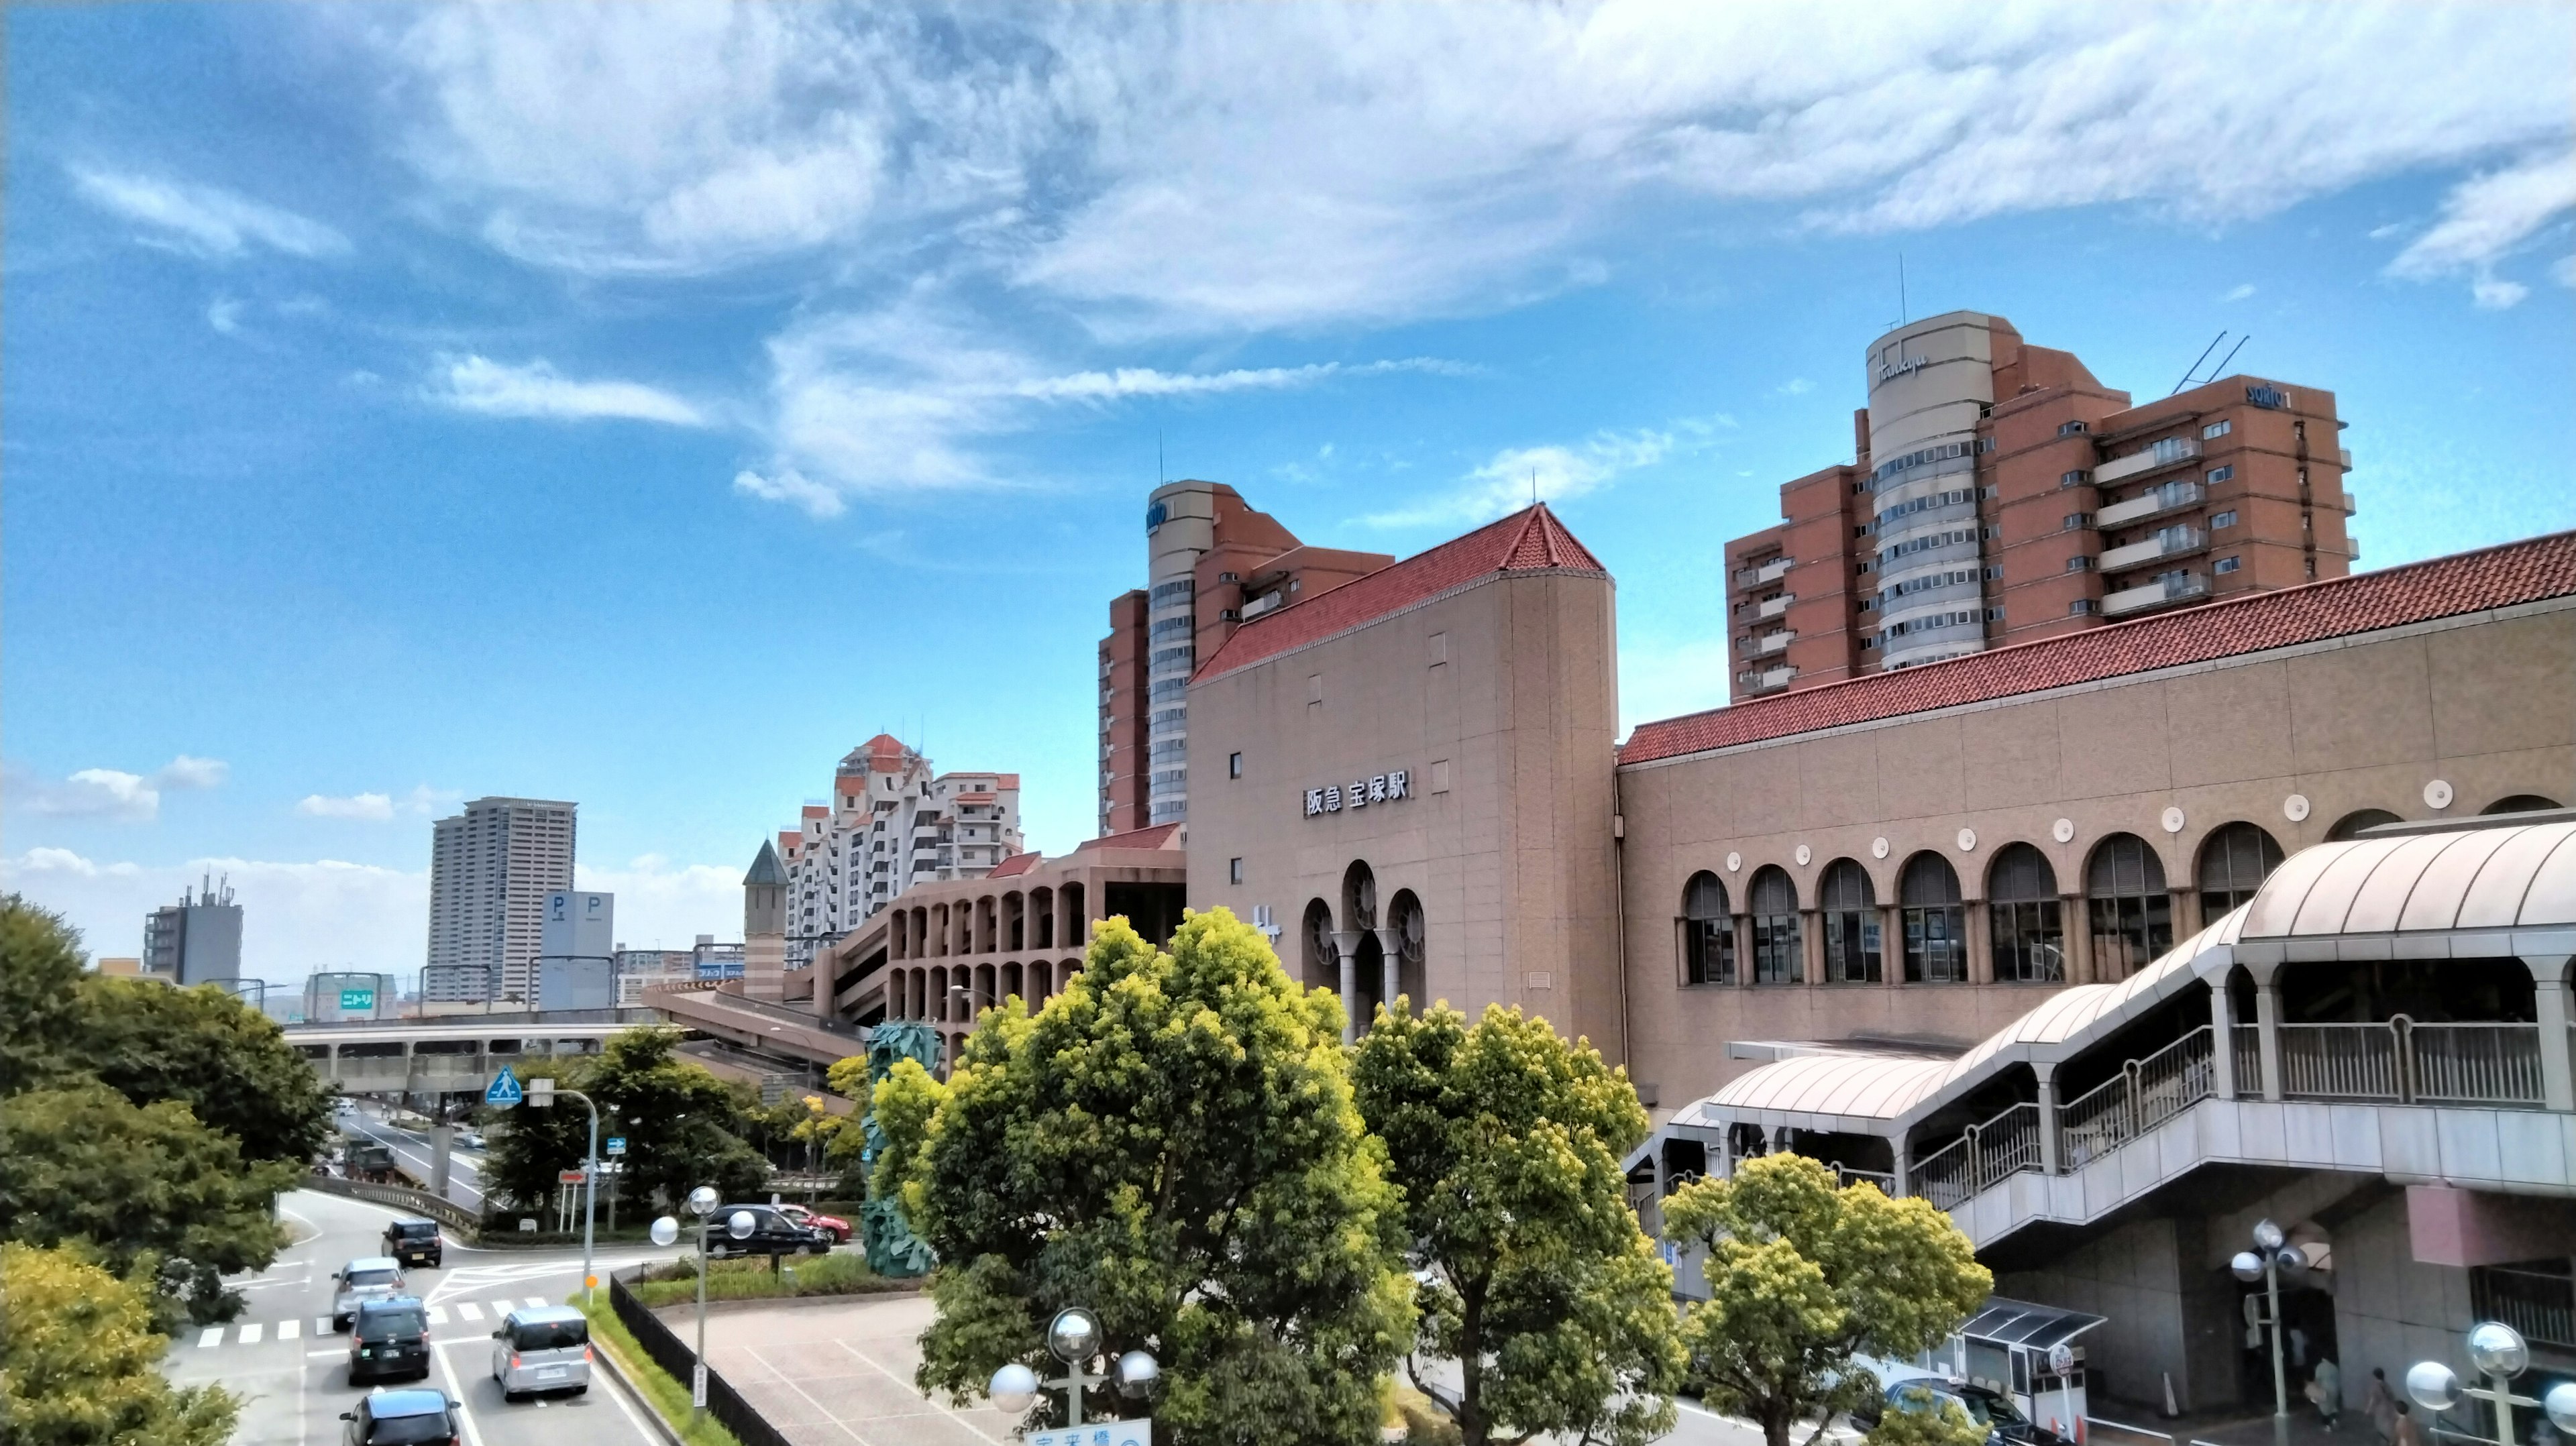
(654, 1186), (755, 1425)
(2407, 1322), (2576, 1446)
(529, 1080), (603, 1310)
(986, 1306), (1158, 1430)
(2231, 1219), (2310, 1446)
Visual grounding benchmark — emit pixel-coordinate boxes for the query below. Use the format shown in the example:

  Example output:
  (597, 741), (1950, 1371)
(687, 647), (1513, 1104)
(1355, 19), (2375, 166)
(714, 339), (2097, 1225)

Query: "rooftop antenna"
(2172, 331), (2226, 395)
(1898, 252), (1908, 326)
(2208, 334), (2249, 380)
(1158, 431), (1165, 486)
(1532, 469), (1540, 508)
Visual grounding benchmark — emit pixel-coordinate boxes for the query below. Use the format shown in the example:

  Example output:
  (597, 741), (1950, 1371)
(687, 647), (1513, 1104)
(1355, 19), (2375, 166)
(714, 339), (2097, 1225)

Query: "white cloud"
(731, 468), (847, 518)
(1, 849), (429, 982)
(2224, 283), (2257, 302)
(207, 296), (246, 335)
(573, 856), (744, 950)
(1775, 378), (1815, 396)
(297, 792), (396, 820)
(5, 757), (228, 823)
(156, 757), (230, 791)
(428, 354), (709, 427)
(2471, 275), (2531, 310)
(2382, 150), (2576, 307)
(68, 166), (349, 260)
(1365, 416), (1729, 529)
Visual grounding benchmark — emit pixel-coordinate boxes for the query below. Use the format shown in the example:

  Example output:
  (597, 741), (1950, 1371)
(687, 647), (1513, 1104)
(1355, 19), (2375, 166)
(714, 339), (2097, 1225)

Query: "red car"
(776, 1204), (849, 1243)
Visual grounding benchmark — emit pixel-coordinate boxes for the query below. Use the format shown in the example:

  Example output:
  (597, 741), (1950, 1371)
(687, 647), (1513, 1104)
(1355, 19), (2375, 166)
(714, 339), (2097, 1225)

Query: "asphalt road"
(167, 1188), (678, 1446)
(340, 1107), (488, 1213)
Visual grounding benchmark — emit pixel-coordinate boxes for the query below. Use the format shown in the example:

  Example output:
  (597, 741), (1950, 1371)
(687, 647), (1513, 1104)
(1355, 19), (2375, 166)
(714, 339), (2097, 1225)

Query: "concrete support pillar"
(1801, 909), (1825, 986)
(2209, 978), (2240, 1100)
(1881, 904), (1904, 988)
(1965, 901), (1994, 986)
(1732, 915), (1752, 989)
(1892, 1139), (1911, 1198)
(1374, 927), (1404, 1012)
(1333, 930), (1364, 1045)
(2254, 979), (2285, 1103)
(2525, 956), (2574, 1113)
(2035, 1062), (2061, 1175)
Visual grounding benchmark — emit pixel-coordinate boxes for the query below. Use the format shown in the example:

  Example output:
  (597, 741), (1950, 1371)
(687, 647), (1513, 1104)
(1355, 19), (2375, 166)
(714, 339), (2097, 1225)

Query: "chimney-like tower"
(743, 840), (787, 1002)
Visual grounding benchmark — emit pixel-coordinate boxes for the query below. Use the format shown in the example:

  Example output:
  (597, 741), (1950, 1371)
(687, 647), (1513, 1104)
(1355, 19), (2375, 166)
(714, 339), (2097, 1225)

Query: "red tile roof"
(1195, 504), (1609, 681)
(1077, 822), (1185, 852)
(987, 851), (1042, 878)
(1621, 530), (2576, 767)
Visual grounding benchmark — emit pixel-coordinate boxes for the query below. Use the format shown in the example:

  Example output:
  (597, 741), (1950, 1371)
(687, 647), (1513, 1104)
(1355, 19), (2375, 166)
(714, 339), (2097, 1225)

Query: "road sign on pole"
(485, 1067), (524, 1107)
(605, 1137), (627, 1155)
(529, 1077), (556, 1108)
(559, 1169), (588, 1184)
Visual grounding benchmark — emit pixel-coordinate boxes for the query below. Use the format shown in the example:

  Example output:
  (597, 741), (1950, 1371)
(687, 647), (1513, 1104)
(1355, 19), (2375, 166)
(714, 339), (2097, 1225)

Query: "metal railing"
(1912, 1102), (2042, 1211)
(2233, 1025), (2263, 1097)
(2057, 1027), (2216, 1172)
(2471, 1263), (2576, 1351)
(2278, 1018), (2544, 1107)
(607, 1268), (796, 1446)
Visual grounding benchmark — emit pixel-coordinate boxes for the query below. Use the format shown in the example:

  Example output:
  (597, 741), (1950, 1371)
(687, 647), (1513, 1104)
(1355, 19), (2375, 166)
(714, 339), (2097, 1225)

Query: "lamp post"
(653, 1187), (755, 1426)
(987, 1306), (1158, 1434)
(2406, 1322), (2576, 1446)
(2231, 1218), (2310, 1446)
(529, 1080), (602, 1309)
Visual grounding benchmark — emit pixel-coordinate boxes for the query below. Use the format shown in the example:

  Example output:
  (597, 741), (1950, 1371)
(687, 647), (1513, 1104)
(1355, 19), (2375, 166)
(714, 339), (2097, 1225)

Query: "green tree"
(1868, 1386), (1990, 1446)
(879, 910), (1414, 1446)
(74, 975), (334, 1164)
(1353, 1001), (1684, 1446)
(0, 1241), (237, 1446)
(484, 1027), (765, 1216)
(1662, 1154), (1992, 1446)
(791, 1054), (871, 1196)
(0, 1082), (297, 1317)
(0, 895), (85, 1095)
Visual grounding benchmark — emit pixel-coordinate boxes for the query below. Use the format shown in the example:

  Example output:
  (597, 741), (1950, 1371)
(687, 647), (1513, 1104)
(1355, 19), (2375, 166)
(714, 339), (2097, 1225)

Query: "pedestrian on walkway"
(2392, 1401), (2424, 1446)
(2363, 1368), (2398, 1443)
(2312, 1357), (2342, 1431)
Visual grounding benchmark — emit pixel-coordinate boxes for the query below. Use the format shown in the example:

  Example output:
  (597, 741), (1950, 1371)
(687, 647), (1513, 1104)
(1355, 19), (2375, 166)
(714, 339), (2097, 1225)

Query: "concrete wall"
(1998, 1216), (2243, 1413)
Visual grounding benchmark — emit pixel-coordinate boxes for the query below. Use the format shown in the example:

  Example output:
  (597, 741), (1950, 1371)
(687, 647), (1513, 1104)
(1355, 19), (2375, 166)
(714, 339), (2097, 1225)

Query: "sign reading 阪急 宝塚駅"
(1303, 769), (1409, 818)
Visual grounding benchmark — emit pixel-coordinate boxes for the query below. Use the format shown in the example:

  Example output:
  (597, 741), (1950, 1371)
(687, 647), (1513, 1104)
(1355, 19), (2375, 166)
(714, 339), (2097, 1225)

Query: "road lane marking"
(239, 1323), (264, 1344)
(525, 1296), (547, 1308)
(315, 1317), (333, 1335)
(198, 1328), (223, 1349)
(489, 1299), (516, 1319)
(457, 1302), (482, 1321)
(431, 1342), (490, 1446)
(427, 1306), (448, 1325)
(279, 1319), (301, 1341)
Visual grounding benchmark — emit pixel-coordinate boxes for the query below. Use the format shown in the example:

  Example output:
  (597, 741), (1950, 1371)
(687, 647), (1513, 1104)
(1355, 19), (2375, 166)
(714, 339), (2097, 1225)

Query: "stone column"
(2035, 1061), (2061, 1175)
(1733, 915), (1752, 989)
(1375, 927), (1405, 1013)
(2061, 895), (2092, 985)
(1882, 904), (1904, 987)
(2173, 887), (2202, 940)
(2526, 955), (2574, 1113)
(2208, 979), (2240, 1100)
(1801, 909), (1825, 986)
(1892, 1139), (1911, 1199)
(1333, 931), (1365, 1044)
(1965, 901), (1994, 986)
(2253, 974), (2285, 1103)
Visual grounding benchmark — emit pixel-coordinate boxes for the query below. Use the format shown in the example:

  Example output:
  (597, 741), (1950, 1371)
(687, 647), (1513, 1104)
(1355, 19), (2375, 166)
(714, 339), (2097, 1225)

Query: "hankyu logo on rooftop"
(1144, 500), (1169, 533)
(1305, 770), (1409, 818)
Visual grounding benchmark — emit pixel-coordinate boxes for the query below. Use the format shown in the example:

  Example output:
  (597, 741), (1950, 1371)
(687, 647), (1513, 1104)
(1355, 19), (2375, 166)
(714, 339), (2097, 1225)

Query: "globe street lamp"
(2407, 1322), (2576, 1446)
(987, 1306), (1158, 1431)
(653, 1186), (754, 1426)
(2231, 1219), (2310, 1446)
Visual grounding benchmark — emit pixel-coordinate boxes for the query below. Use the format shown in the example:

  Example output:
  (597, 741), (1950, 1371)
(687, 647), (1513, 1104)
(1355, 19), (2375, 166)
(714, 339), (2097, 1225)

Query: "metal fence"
(2277, 1018), (2544, 1107)
(303, 1173), (480, 1234)
(607, 1268), (798, 1446)
(1913, 1102), (2043, 1211)
(2057, 1027), (2217, 1172)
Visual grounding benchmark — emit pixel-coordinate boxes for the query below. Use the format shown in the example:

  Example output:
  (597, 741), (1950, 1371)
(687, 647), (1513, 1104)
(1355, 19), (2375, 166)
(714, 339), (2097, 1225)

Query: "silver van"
(490, 1306), (590, 1401)
(331, 1257), (406, 1331)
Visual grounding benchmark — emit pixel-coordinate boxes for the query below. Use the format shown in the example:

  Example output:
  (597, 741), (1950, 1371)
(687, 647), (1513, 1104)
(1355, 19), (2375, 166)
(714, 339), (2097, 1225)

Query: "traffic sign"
(1030, 1421), (1148, 1446)
(485, 1067), (524, 1107)
(339, 988), (376, 1011)
(605, 1136), (627, 1156)
(559, 1169), (587, 1184)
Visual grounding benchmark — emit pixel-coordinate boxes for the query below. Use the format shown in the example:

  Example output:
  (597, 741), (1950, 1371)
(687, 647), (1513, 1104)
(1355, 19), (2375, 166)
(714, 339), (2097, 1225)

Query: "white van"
(489, 1306), (590, 1402)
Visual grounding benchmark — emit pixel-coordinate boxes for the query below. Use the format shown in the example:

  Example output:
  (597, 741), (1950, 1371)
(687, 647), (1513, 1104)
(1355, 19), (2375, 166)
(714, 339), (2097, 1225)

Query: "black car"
(382, 1219), (442, 1269)
(349, 1298), (433, 1384)
(1853, 1378), (2073, 1446)
(708, 1203), (833, 1258)
(340, 1388), (460, 1446)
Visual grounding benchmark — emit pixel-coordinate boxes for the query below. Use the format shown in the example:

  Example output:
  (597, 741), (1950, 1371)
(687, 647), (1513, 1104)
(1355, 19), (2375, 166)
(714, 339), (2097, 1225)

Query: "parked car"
(1852, 1378), (2074, 1446)
(776, 1203), (850, 1242)
(339, 1388), (460, 1446)
(490, 1305), (592, 1402)
(331, 1257), (406, 1331)
(382, 1219), (442, 1269)
(455, 1130), (485, 1152)
(349, 1298), (432, 1384)
(708, 1203), (833, 1257)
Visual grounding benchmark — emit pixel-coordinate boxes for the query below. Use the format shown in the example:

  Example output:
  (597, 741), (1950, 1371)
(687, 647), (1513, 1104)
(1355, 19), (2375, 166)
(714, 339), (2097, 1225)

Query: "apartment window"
(1818, 860), (1880, 983)
(1682, 872), (1733, 986)
(1987, 844), (2064, 983)
(2066, 555), (2092, 572)
(2211, 509), (2239, 529)
(1860, 634), (1877, 649)
(2202, 419), (2232, 440)
(1228, 858), (1243, 885)
(2086, 834), (2171, 979)
(2057, 420), (2088, 436)
(1228, 751), (1242, 779)
(2206, 465), (2235, 484)
(2060, 469), (2089, 488)
(2214, 555), (2242, 574)
(1748, 867), (1801, 985)
(1854, 524), (1870, 538)
(2069, 599), (2098, 616)
(1899, 854), (1966, 983)
(2063, 513), (2088, 531)
(1985, 606), (2004, 622)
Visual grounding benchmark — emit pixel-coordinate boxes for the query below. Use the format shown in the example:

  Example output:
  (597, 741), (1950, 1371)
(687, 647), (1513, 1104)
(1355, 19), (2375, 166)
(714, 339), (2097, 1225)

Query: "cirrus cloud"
(427, 354), (710, 427)
(68, 165), (349, 260)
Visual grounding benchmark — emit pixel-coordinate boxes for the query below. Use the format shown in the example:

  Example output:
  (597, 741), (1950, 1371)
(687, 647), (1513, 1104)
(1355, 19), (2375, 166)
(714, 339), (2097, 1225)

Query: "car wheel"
(502, 1389), (521, 1404)
(572, 1386), (589, 1396)
(334, 1316), (350, 1332)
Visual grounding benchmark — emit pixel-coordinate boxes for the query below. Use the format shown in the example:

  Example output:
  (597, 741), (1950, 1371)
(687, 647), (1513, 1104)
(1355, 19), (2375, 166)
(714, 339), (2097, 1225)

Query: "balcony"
(2101, 570), (2208, 616)
(2098, 525), (2204, 573)
(1756, 629), (1794, 656)
(1756, 593), (1794, 620)
(1738, 665), (1796, 695)
(2339, 447), (2353, 470)
(2092, 435), (2200, 487)
(1758, 555), (1794, 584)
(2094, 480), (2202, 529)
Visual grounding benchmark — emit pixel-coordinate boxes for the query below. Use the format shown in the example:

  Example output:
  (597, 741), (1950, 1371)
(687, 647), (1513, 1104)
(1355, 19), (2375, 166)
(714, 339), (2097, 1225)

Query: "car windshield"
(346, 1269), (398, 1289)
(1968, 1389), (2026, 1427)
(366, 1409), (452, 1445)
(391, 1223), (435, 1239)
(511, 1319), (588, 1351)
(356, 1309), (427, 1341)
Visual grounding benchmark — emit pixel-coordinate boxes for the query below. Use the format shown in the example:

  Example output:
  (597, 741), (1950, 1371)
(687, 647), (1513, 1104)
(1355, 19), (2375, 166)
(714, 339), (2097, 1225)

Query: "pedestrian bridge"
(281, 1008), (663, 1094)
(1638, 818), (2576, 1267)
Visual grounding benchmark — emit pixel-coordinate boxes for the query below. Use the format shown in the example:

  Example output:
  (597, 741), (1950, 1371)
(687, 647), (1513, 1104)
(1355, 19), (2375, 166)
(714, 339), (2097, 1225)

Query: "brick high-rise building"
(1098, 481), (1391, 834)
(771, 735), (1023, 966)
(1724, 311), (2357, 701)
(425, 797), (577, 1003)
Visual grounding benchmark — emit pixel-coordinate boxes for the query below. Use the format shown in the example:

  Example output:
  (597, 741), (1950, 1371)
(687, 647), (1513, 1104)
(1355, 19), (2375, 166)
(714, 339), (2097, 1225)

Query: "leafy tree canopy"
(1353, 1001), (1683, 1446)
(1870, 1386), (1992, 1446)
(484, 1027), (765, 1215)
(0, 895), (87, 1096)
(1, 1241), (238, 1446)
(881, 909), (1414, 1446)
(75, 975), (334, 1164)
(0, 1082), (296, 1282)
(1664, 1154), (1992, 1446)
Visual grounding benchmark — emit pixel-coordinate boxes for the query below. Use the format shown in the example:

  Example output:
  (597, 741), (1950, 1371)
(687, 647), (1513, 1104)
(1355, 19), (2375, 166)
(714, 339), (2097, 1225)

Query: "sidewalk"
(681, 1294), (1018, 1446)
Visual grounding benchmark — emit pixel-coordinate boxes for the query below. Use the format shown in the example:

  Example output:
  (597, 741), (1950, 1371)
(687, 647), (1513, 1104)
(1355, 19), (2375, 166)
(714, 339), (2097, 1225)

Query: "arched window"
(2325, 810), (2402, 842)
(2087, 834), (2171, 979)
(1899, 854), (1965, 983)
(2197, 822), (2284, 921)
(1387, 890), (1428, 1009)
(1682, 872), (1733, 986)
(1342, 861), (1379, 932)
(1818, 860), (1880, 983)
(2483, 794), (2563, 816)
(1748, 867), (1801, 985)
(1300, 898), (1338, 993)
(1987, 844), (2063, 983)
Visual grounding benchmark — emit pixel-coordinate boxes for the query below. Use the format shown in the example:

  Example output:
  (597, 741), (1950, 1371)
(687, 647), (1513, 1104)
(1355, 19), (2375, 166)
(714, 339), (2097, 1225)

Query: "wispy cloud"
(1364, 416), (1731, 529)
(5, 757), (228, 824)
(207, 296), (247, 335)
(68, 166), (348, 260)
(2224, 283), (2257, 302)
(296, 783), (458, 822)
(427, 354), (709, 427)
(3, 848), (429, 979)
(1014, 357), (1470, 403)
(2385, 150), (2576, 308)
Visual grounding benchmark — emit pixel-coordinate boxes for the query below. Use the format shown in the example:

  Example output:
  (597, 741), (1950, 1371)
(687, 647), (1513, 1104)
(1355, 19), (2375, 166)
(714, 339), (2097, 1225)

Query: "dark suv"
(339, 1388), (459, 1446)
(709, 1203), (833, 1258)
(1852, 1379), (2073, 1446)
(382, 1219), (442, 1269)
(349, 1298), (432, 1384)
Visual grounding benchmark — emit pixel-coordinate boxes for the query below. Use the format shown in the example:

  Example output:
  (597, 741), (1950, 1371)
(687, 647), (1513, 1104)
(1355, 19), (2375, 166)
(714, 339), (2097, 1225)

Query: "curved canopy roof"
(2239, 822), (2576, 940)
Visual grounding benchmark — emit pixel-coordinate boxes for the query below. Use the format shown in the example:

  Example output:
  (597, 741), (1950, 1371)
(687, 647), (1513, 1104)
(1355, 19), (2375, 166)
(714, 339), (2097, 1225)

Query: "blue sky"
(7, 2), (2572, 983)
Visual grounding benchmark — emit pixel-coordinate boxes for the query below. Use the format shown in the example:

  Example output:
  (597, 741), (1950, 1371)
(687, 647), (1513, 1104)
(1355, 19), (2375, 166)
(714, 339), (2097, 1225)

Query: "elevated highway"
(282, 1008), (661, 1095)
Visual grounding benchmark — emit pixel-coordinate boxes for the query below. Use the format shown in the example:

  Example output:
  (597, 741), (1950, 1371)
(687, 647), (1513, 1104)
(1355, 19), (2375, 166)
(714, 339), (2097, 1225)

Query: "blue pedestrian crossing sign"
(485, 1067), (525, 1107)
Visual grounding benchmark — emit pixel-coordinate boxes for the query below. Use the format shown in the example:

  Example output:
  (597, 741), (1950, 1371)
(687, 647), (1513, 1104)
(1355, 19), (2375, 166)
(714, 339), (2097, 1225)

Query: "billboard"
(542, 891), (614, 966)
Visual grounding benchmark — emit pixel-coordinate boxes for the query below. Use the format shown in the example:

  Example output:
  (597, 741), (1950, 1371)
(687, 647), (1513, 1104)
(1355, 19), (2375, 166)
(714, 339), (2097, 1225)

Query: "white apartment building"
(425, 797), (576, 1002)
(772, 735), (1023, 967)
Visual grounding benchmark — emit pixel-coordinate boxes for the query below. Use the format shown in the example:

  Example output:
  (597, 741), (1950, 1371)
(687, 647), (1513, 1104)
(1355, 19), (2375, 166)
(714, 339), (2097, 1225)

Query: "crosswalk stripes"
(316, 1317), (332, 1336)
(426, 1306), (448, 1326)
(457, 1302), (483, 1321)
(278, 1319), (299, 1341)
(489, 1300), (517, 1319)
(239, 1323), (264, 1345)
(525, 1296), (547, 1309)
(197, 1328), (223, 1349)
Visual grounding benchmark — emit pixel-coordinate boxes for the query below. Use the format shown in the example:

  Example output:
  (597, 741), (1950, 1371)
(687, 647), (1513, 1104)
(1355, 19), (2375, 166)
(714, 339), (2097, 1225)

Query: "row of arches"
(884, 958), (1083, 1023)
(1675, 798), (2563, 990)
(890, 883), (1085, 961)
(1297, 861), (1428, 1041)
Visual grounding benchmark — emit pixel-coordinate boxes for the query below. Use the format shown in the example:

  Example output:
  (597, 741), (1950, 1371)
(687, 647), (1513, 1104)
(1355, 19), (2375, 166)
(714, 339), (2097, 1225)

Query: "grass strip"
(623, 1251), (916, 1308)
(571, 1292), (745, 1446)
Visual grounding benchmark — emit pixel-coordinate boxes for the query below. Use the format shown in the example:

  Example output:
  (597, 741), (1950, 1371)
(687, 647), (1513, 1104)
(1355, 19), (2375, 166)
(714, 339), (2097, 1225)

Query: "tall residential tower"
(425, 796), (577, 1003)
